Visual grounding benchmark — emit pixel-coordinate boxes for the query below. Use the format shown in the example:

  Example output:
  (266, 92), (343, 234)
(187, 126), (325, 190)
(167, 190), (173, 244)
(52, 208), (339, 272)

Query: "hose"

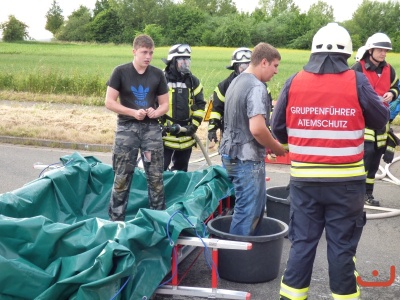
(367, 155), (400, 219)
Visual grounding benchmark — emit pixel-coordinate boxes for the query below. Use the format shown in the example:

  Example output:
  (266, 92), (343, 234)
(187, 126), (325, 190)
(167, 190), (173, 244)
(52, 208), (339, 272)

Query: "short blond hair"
(251, 42), (281, 66)
(133, 34), (154, 49)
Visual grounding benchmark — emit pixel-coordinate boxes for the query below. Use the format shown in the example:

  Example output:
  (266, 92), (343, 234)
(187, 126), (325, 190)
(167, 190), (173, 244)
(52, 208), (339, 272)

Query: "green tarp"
(0, 152), (234, 299)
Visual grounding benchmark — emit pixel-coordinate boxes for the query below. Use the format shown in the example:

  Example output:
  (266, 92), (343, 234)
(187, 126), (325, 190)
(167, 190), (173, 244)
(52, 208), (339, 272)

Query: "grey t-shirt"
(219, 72), (271, 161)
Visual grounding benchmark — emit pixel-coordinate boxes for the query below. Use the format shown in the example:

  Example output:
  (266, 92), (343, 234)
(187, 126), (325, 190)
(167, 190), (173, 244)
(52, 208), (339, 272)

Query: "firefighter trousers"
(280, 181), (366, 299)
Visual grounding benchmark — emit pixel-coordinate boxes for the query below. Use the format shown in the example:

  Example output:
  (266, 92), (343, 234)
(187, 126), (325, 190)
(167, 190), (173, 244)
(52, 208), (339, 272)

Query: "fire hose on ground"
(365, 155), (400, 219)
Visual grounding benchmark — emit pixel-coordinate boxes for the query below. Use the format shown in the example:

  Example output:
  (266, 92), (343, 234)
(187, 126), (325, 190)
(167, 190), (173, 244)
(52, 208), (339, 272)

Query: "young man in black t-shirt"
(105, 34), (169, 221)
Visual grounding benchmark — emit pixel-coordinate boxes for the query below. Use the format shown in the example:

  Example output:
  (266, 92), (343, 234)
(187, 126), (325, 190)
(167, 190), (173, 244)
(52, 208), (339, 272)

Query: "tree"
(258, 0), (299, 17)
(93, 0), (110, 17)
(45, 0), (64, 35)
(182, 0), (237, 16)
(0, 15), (29, 41)
(163, 4), (207, 45)
(90, 8), (122, 43)
(56, 6), (93, 42)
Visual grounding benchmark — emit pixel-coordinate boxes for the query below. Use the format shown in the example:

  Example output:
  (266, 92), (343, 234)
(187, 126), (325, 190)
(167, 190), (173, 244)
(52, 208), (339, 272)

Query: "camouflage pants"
(108, 121), (165, 221)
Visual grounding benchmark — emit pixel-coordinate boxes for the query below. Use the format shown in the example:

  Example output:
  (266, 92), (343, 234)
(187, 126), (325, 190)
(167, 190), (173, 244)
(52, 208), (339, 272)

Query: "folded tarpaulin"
(0, 152), (234, 299)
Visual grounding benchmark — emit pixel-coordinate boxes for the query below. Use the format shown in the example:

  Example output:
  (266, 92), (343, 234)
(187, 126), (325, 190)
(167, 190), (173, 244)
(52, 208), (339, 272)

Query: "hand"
(184, 124), (197, 136)
(271, 141), (287, 157)
(134, 109), (147, 120)
(146, 107), (157, 118)
(208, 130), (218, 142)
(383, 148), (394, 164)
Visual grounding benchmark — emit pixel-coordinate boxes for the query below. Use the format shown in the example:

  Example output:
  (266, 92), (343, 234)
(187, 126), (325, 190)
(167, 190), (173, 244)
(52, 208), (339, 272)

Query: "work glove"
(208, 130), (218, 143)
(184, 124), (198, 136)
(208, 118), (221, 131)
(382, 128), (400, 164)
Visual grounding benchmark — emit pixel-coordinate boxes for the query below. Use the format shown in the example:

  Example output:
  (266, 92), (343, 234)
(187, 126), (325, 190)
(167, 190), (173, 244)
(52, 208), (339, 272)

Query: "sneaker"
(364, 193), (380, 206)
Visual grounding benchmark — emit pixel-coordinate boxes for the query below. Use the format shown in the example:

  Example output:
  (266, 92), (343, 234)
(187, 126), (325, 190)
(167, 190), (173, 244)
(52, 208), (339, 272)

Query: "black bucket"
(266, 186), (290, 226)
(206, 216), (288, 283)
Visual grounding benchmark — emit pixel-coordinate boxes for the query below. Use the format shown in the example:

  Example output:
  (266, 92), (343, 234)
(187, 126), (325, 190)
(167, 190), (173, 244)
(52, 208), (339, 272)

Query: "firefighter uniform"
(351, 35), (399, 206)
(208, 48), (252, 143)
(271, 23), (390, 300)
(161, 44), (206, 172)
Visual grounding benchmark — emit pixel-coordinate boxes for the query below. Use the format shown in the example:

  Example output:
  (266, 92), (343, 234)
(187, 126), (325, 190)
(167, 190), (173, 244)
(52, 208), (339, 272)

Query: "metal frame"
(155, 236), (252, 299)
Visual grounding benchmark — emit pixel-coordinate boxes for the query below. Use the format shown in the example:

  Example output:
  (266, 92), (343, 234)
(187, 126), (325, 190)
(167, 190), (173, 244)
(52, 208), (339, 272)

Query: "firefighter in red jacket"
(351, 33), (399, 206)
(271, 23), (389, 300)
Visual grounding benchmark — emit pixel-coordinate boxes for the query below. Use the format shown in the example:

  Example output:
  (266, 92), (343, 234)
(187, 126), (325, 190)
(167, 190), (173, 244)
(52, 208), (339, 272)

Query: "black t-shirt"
(107, 62), (169, 121)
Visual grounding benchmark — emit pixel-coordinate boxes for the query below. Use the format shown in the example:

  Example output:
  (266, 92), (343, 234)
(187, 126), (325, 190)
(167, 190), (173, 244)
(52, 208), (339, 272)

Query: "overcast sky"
(0, 0), (392, 40)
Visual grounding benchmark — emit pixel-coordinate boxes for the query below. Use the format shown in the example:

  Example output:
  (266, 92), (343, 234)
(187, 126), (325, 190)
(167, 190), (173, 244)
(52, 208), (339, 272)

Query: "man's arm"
(105, 86), (147, 120)
(249, 114), (286, 156)
(147, 92), (169, 119)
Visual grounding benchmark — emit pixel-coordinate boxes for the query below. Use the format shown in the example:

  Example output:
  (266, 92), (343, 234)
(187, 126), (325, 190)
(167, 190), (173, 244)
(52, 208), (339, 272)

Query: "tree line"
(2, 0), (400, 52)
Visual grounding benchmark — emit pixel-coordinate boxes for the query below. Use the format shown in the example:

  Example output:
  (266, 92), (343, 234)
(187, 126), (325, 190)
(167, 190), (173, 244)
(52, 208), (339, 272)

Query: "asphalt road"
(1, 143), (400, 299)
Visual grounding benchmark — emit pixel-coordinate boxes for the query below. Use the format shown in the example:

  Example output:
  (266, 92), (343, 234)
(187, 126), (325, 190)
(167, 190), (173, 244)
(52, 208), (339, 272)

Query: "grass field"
(2, 41), (400, 101)
(0, 41), (399, 147)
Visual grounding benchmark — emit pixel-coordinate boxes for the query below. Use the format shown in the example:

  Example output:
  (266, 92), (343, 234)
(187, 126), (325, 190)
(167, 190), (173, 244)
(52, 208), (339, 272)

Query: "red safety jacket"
(360, 60), (391, 96)
(287, 70), (365, 166)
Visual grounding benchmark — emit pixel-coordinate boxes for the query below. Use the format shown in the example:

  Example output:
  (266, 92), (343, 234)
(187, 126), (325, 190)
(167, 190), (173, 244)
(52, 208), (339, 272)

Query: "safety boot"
(364, 193), (380, 206)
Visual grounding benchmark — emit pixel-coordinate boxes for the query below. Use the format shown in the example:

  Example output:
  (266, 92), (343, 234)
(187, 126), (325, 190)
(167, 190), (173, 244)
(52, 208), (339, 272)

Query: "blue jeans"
(222, 156), (266, 236)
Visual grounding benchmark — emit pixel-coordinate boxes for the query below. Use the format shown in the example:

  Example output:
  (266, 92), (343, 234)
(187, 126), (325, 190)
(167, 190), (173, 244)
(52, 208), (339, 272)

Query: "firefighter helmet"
(365, 33), (392, 50)
(226, 47), (252, 70)
(311, 23), (352, 55)
(166, 44), (191, 62)
(355, 46), (367, 61)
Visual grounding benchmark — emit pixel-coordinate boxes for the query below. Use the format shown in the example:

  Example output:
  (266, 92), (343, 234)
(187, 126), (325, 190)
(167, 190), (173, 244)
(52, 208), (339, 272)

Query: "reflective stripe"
(193, 83), (203, 96)
(164, 139), (196, 150)
(290, 160), (365, 179)
(193, 110), (205, 118)
(214, 86), (225, 102)
(332, 286), (360, 299)
(163, 135), (193, 143)
(366, 177), (375, 184)
(209, 111), (222, 119)
(288, 128), (364, 140)
(289, 143), (364, 156)
(280, 281), (308, 300)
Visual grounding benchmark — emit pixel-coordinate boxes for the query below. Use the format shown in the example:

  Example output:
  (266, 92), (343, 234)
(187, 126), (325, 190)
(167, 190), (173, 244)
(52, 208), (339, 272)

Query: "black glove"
(208, 118), (221, 131)
(208, 130), (218, 143)
(383, 128), (399, 164)
(184, 124), (197, 136)
(383, 146), (395, 164)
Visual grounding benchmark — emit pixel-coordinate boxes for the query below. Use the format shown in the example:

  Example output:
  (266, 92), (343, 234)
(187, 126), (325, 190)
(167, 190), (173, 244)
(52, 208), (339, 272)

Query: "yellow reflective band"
(163, 135), (193, 143)
(192, 110), (205, 118)
(280, 281), (308, 300)
(209, 112), (222, 119)
(332, 286), (360, 299)
(214, 87), (225, 102)
(164, 139), (196, 150)
(193, 83), (203, 96)
(290, 161), (365, 179)
(366, 177), (375, 184)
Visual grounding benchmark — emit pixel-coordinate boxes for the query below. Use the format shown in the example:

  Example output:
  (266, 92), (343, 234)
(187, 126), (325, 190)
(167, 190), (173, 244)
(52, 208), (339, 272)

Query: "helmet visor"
(233, 49), (252, 61)
(372, 41), (392, 49)
(171, 44), (192, 55)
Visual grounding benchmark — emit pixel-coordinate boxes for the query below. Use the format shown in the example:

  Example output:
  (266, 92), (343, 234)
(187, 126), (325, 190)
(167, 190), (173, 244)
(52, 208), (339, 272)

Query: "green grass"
(2, 41), (400, 105)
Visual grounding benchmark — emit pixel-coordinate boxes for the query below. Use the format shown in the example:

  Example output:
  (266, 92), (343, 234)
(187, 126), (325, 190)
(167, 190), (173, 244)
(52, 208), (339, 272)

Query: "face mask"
(176, 57), (191, 74)
(238, 63), (249, 73)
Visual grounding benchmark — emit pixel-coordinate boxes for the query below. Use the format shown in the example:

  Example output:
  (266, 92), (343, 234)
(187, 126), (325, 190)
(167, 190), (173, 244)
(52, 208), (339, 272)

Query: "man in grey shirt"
(219, 42), (286, 236)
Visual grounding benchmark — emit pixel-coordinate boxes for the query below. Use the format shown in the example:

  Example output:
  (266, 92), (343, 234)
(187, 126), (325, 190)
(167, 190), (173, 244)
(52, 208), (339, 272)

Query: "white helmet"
(365, 33), (392, 50)
(226, 47), (252, 70)
(166, 44), (191, 61)
(311, 23), (352, 55)
(355, 46), (367, 61)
